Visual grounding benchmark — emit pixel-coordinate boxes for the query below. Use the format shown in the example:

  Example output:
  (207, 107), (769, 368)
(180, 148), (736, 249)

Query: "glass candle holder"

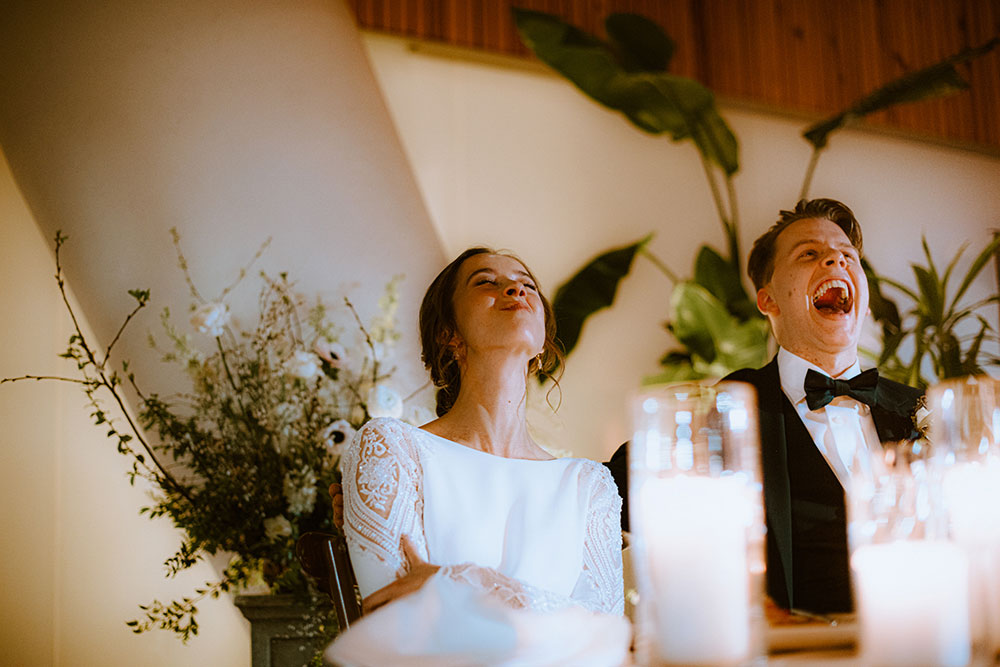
(928, 375), (1000, 661)
(628, 381), (765, 666)
(847, 439), (971, 667)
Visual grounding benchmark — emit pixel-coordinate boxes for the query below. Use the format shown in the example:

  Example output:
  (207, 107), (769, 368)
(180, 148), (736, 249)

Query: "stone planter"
(235, 594), (338, 667)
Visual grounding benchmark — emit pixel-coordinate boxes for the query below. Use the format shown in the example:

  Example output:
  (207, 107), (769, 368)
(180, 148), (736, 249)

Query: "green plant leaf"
(862, 259), (902, 333)
(667, 282), (769, 373)
(803, 37), (1000, 149)
(643, 361), (701, 386)
(951, 234), (1000, 309)
(921, 237), (941, 285)
(513, 8), (739, 174)
(877, 330), (908, 368)
(939, 241), (969, 297)
(550, 236), (651, 360)
(936, 331), (964, 379)
(873, 273), (920, 302)
(960, 321), (989, 376)
(912, 264), (945, 323)
(604, 12), (674, 72)
(693, 245), (756, 320)
(669, 282), (731, 361)
(647, 74), (739, 174)
(713, 316), (771, 372)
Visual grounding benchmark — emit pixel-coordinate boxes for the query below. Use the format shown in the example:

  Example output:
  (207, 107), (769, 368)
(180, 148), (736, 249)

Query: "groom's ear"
(756, 286), (778, 317)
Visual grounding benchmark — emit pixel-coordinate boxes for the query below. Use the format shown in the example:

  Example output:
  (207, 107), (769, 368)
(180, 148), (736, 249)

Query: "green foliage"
(866, 235), (1000, 389)
(547, 236), (649, 375)
(803, 37), (1000, 151)
(513, 9), (739, 176)
(2, 231), (417, 644)
(515, 7), (998, 382)
(656, 282), (770, 380)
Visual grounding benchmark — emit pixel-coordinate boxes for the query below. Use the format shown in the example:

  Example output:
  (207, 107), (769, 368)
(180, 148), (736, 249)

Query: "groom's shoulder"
(874, 373), (924, 411)
(722, 357), (776, 388)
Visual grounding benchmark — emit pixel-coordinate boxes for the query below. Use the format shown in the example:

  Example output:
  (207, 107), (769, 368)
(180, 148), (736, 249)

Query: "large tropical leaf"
(513, 8), (739, 174)
(550, 236), (651, 361)
(604, 12), (674, 73)
(804, 37), (1000, 149)
(951, 234), (1000, 309)
(668, 282), (769, 367)
(668, 282), (729, 361)
(693, 245), (757, 320)
(650, 282), (769, 384)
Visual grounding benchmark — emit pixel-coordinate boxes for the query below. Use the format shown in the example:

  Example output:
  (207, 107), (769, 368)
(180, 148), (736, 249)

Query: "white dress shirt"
(777, 348), (882, 489)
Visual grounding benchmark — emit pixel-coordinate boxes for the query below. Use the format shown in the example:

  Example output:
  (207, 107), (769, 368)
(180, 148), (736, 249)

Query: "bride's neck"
(431, 353), (538, 458)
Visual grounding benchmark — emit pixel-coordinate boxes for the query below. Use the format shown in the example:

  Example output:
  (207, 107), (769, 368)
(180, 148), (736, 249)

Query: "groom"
(605, 198), (922, 613)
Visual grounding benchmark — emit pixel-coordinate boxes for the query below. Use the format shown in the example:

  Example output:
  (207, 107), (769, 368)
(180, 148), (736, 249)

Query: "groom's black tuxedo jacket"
(604, 356), (922, 612)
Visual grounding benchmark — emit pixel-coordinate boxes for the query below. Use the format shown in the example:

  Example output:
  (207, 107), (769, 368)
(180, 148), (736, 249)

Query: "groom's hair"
(419, 247), (562, 417)
(747, 198), (863, 290)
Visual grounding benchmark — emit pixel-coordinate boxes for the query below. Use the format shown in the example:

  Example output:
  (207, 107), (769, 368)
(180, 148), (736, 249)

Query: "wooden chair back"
(296, 530), (362, 630)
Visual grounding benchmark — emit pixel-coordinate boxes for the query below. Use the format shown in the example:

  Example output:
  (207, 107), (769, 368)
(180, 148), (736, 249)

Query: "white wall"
(0, 1), (444, 400)
(0, 151), (248, 665)
(362, 33), (1000, 461)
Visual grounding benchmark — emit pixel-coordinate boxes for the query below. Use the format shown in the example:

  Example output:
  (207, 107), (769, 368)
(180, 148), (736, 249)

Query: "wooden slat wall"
(347, 0), (1000, 154)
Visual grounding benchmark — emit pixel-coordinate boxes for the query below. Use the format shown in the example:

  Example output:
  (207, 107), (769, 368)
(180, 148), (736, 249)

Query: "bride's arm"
(569, 464), (625, 614)
(341, 419), (426, 600)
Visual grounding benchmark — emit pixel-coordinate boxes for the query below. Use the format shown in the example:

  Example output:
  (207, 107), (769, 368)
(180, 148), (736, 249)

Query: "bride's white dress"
(325, 417), (629, 666)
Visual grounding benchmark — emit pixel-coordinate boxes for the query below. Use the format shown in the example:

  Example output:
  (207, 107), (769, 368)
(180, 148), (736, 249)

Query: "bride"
(326, 248), (627, 665)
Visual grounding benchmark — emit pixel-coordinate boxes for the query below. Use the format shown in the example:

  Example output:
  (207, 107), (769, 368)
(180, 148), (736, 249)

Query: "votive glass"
(628, 381), (765, 666)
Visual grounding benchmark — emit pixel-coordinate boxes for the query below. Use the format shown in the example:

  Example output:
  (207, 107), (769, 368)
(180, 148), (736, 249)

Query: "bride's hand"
(361, 535), (440, 613)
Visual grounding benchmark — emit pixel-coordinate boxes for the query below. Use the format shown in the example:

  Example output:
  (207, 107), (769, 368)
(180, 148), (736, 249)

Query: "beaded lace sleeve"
(341, 418), (426, 598)
(570, 462), (625, 615)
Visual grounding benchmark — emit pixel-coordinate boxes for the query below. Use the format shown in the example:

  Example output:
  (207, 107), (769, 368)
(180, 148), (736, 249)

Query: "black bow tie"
(803, 368), (879, 410)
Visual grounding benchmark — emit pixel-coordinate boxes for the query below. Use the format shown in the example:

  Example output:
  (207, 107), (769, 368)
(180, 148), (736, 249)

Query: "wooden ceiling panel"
(347, 0), (1000, 154)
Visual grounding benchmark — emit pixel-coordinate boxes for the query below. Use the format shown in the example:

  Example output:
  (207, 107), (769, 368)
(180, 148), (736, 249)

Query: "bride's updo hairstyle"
(419, 247), (563, 417)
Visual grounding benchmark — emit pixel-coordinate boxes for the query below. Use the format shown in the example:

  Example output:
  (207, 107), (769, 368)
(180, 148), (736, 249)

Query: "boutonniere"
(912, 396), (932, 440)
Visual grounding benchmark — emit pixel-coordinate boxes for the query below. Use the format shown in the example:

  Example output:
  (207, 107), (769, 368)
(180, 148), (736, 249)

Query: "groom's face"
(756, 217), (869, 359)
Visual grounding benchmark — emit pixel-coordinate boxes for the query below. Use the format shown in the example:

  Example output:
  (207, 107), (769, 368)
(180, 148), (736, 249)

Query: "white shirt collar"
(777, 347), (862, 407)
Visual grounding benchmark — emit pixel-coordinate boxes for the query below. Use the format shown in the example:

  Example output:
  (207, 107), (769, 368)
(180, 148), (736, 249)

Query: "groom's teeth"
(812, 279), (849, 300)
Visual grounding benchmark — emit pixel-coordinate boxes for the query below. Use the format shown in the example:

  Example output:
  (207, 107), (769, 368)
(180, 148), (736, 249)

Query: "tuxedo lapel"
(871, 381), (922, 442)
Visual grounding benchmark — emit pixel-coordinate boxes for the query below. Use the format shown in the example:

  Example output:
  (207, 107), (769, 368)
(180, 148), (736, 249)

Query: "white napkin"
(325, 571), (631, 666)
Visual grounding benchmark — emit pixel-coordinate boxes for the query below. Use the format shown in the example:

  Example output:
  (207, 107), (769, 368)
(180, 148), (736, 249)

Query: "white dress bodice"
(341, 417), (624, 615)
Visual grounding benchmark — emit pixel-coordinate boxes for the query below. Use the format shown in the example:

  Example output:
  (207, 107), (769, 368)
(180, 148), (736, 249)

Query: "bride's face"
(449, 254), (546, 360)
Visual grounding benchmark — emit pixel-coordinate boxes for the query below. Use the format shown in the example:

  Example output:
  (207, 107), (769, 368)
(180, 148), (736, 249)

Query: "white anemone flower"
(190, 302), (230, 337)
(263, 515), (292, 541)
(367, 384), (403, 419)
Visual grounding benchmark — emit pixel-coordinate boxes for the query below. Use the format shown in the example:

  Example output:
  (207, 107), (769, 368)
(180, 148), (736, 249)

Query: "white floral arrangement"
(3, 230), (430, 643)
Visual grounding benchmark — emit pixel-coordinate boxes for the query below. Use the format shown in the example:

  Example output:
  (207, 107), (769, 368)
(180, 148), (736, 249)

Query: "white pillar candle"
(852, 541), (970, 667)
(637, 475), (753, 666)
(943, 460), (1000, 653)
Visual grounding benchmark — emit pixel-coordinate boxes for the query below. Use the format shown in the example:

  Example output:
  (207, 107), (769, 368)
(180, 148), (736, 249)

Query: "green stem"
(51, 233), (190, 502)
(1, 374), (92, 385)
(724, 174), (741, 271)
(345, 297), (379, 387)
(697, 150), (731, 235)
(216, 337), (251, 423)
(102, 300), (146, 367)
(640, 247), (679, 284)
(799, 148), (822, 200)
(98, 369), (193, 504)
